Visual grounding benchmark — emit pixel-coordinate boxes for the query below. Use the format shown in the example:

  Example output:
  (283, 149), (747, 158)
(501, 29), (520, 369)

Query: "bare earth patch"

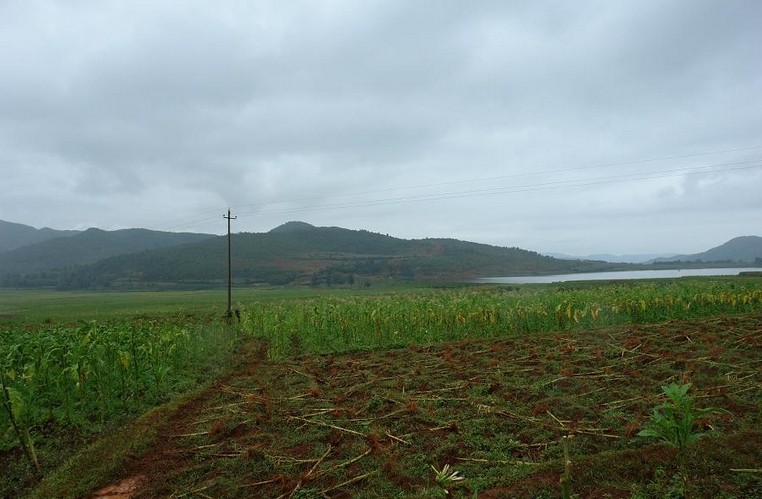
(93, 475), (145, 498)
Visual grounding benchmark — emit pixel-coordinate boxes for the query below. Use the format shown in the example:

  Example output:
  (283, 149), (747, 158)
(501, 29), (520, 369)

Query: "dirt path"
(91, 315), (762, 498)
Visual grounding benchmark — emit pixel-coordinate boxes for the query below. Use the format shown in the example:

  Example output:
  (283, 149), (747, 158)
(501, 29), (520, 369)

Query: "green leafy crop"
(638, 382), (728, 461)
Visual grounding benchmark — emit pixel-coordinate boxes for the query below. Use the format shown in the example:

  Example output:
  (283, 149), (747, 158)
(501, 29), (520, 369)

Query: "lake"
(475, 267), (762, 284)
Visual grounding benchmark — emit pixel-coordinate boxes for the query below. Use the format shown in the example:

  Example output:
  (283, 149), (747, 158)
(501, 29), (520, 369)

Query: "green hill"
(0, 219), (79, 252)
(6, 220), (759, 290)
(55, 222), (614, 289)
(654, 236), (762, 263)
(0, 227), (215, 286)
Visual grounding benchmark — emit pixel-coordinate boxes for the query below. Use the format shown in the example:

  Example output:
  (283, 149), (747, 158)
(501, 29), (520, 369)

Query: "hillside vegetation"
(654, 236), (762, 264)
(0, 220), (79, 252)
(0, 227), (215, 287)
(3, 219), (761, 290)
(54, 222), (615, 289)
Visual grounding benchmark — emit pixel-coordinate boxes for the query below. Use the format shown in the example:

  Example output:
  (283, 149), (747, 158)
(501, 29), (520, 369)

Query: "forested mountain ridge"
(4, 220), (759, 290)
(0, 227), (216, 285)
(0, 219), (80, 252)
(53, 222), (616, 289)
(653, 236), (762, 263)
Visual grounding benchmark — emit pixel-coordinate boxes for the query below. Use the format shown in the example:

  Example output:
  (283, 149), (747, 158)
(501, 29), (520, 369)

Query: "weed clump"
(638, 382), (730, 497)
(638, 382), (728, 464)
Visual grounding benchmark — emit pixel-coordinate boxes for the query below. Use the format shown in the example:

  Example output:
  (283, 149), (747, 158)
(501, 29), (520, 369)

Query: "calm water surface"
(476, 267), (762, 284)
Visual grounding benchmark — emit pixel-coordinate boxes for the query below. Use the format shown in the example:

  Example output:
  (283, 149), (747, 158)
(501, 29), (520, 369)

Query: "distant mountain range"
(1, 219), (760, 289)
(651, 236), (762, 264)
(547, 236), (762, 264)
(546, 252), (680, 264)
(0, 219), (79, 252)
(1, 220), (616, 289)
(54, 222), (615, 289)
(0, 221), (215, 286)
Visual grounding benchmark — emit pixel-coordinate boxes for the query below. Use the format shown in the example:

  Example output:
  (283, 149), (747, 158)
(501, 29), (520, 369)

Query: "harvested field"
(47, 314), (762, 498)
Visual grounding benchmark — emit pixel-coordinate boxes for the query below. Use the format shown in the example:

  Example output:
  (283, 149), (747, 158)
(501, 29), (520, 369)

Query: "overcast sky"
(1, 1), (760, 255)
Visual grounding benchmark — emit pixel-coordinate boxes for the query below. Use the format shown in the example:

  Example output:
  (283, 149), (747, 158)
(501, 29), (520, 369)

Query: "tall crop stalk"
(239, 280), (762, 359)
(1, 317), (237, 459)
(130, 325), (140, 395)
(1, 372), (40, 473)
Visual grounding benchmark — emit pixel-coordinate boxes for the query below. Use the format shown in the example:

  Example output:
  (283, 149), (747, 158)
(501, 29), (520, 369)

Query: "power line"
(158, 145), (762, 231)
(230, 144), (762, 211)
(232, 159), (762, 218)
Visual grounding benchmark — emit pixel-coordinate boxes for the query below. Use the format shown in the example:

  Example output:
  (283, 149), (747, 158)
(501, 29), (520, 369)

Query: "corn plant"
(0, 317), (237, 458)
(239, 280), (762, 360)
(1, 371), (39, 472)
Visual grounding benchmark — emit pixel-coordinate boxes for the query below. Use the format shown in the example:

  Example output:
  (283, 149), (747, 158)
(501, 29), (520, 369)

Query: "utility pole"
(224, 208), (237, 318)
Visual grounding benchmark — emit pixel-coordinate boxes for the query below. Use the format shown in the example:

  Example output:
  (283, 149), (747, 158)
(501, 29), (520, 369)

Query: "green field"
(2, 277), (762, 497)
(0, 288), (340, 323)
(0, 283), (428, 324)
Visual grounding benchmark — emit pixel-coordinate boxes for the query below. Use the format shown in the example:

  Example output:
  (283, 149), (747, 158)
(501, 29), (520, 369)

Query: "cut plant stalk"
(559, 434), (573, 499)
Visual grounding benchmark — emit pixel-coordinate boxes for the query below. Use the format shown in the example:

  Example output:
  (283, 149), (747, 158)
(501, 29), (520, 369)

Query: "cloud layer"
(2, 0), (761, 254)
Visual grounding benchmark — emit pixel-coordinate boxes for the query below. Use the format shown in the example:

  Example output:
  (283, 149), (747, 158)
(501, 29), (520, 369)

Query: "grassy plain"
(0, 283), (426, 324)
(0, 288), (340, 324)
(1, 277), (761, 497)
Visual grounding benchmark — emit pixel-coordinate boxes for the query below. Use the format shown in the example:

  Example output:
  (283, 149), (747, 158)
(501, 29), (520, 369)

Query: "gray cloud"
(1, 0), (761, 254)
